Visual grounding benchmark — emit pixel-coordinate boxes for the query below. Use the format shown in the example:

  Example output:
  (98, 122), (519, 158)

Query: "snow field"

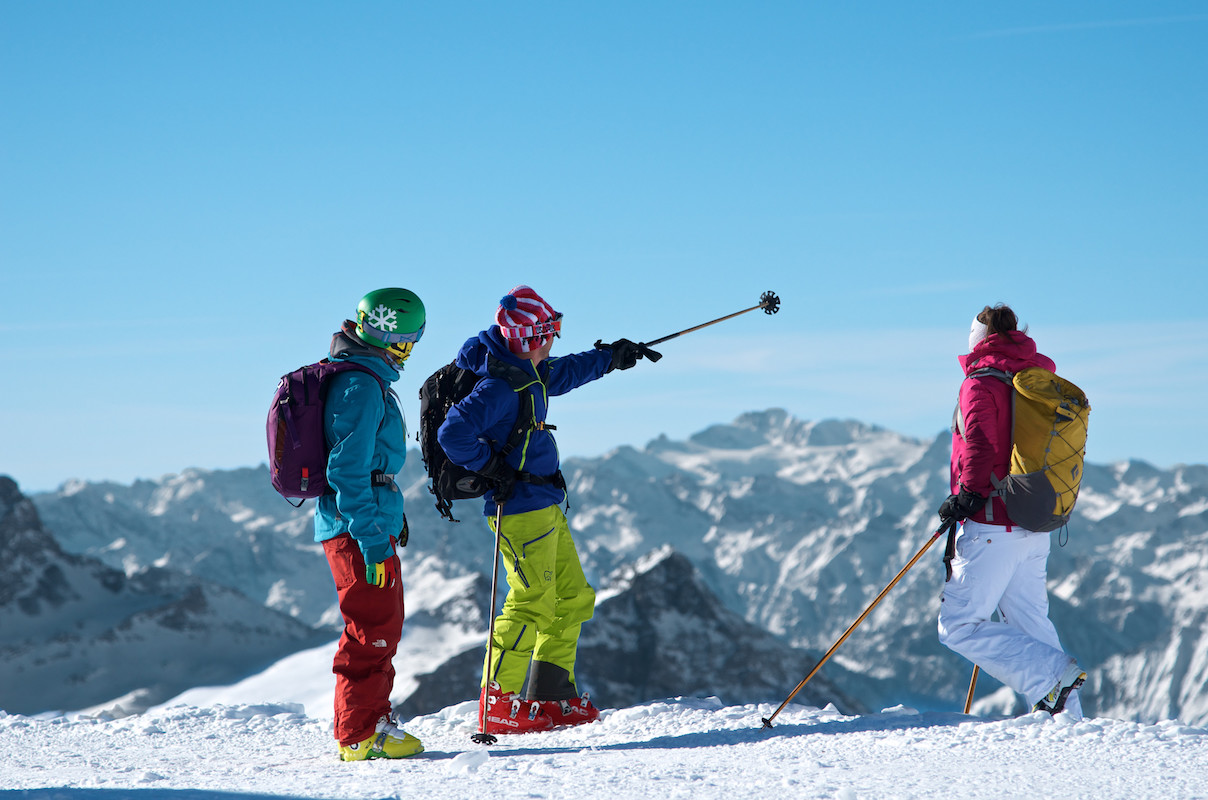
(2, 698), (1206, 800)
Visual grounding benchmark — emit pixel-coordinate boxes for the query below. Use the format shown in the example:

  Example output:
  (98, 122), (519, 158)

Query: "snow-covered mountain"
(0, 477), (327, 716)
(18, 409), (1208, 725)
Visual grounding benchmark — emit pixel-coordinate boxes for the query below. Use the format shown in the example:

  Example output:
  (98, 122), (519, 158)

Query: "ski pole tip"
(760, 291), (781, 315)
(470, 732), (498, 745)
(760, 717), (774, 729)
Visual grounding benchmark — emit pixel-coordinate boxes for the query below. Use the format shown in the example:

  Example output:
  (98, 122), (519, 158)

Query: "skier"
(937, 304), (1086, 718)
(315, 288), (426, 760)
(437, 285), (653, 734)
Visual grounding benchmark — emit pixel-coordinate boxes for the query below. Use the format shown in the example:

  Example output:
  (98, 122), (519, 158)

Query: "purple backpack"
(266, 359), (386, 505)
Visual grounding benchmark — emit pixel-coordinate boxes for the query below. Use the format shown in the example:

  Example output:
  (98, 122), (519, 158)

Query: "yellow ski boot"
(339, 715), (424, 761)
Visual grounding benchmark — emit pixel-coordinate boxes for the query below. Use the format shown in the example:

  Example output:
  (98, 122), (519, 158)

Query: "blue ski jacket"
(437, 326), (612, 516)
(313, 325), (407, 566)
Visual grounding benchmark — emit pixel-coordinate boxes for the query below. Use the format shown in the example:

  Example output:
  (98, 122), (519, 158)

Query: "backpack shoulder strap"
(322, 360), (392, 431)
(952, 368), (1014, 439)
(480, 354), (545, 462)
(963, 368), (1020, 520)
(967, 367), (1013, 384)
(322, 358), (388, 393)
(485, 355), (540, 392)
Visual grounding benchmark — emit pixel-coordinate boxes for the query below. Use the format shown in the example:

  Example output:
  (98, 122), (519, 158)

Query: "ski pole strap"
(941, 517), (959, 581)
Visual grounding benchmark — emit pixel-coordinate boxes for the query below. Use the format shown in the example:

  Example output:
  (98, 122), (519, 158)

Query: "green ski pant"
(482, 505), (595, 695)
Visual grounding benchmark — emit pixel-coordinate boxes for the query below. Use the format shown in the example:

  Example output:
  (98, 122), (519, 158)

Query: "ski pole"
(761, 518), (957, 729)
(471, 503), (506, 745)
(963, 666), (980, 714)
(638, 290), (781, 360)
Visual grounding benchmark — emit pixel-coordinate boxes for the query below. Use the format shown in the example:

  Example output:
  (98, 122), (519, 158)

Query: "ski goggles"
(503, 313), (563, 341)
(387, 341), (415, 362)
(362, 321), (426, 346)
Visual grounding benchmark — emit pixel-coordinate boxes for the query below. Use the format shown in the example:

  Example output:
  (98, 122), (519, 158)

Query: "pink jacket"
(950, 330), (1056, 526)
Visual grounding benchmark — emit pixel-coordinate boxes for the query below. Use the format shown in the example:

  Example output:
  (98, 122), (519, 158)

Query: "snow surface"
(3, 698), (1207, 799)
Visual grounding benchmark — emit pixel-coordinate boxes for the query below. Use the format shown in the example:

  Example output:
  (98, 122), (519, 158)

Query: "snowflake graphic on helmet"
(367, 304), (399, 331)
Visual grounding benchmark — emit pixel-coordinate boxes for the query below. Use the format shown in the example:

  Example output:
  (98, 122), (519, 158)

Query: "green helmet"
(355, 288), (426, 352)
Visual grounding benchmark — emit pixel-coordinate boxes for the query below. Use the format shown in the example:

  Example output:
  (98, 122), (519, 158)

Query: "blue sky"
(2, 2), (1206, 493)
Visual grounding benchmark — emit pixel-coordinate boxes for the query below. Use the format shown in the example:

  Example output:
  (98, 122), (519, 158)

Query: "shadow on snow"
(417, 710), (987, 760)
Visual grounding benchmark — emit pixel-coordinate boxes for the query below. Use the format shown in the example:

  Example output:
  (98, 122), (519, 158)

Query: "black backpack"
(418, 360), (536, 521)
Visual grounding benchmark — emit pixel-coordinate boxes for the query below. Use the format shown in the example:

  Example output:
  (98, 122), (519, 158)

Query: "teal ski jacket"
(313, 324), (407, 565)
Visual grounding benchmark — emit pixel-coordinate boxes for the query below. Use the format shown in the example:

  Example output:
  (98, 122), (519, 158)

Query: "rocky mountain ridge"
(16, 409), (1208, 724)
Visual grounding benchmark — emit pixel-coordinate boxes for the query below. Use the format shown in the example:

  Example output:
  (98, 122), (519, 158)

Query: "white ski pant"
(938, 520), (1082, 718)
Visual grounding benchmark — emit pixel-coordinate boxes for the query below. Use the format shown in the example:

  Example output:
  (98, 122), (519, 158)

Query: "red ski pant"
(323, 532), (404, 746)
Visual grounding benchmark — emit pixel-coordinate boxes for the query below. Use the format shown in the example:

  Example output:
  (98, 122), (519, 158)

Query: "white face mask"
(968, 319), (989, 352)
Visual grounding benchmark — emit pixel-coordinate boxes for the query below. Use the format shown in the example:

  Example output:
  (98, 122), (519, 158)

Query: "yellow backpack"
(957, 367), (1091, 532)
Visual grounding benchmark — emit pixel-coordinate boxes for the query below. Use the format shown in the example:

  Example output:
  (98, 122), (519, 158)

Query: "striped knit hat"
(496, 285), (561, 354)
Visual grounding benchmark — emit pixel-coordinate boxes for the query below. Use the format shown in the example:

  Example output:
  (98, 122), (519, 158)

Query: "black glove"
(595, 338), (662, 371)
(938, 487), (988, 523)
(477, 453), (517, 504)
